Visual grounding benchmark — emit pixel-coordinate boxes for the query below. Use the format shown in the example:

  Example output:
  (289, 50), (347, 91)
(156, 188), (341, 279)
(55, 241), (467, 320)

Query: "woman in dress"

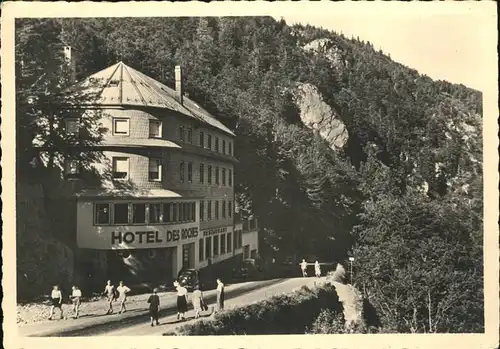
(314, 260), (322, 278)
(191, 285), (205, 319)
(215, 278), (225, 313)
(174, 281), (188, 320)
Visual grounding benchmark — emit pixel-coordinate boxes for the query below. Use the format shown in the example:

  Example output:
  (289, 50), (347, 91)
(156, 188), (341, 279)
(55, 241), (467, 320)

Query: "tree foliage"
(16, 17), (483, 331)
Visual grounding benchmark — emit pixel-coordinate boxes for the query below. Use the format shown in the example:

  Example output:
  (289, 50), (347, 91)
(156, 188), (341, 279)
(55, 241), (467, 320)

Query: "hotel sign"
(201, 226), (229, 237)
(111, 227), (199, 245)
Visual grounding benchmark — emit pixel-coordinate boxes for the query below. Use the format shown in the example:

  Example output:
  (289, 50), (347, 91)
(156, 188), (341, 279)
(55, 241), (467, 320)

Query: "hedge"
(164, 284), (342, 336)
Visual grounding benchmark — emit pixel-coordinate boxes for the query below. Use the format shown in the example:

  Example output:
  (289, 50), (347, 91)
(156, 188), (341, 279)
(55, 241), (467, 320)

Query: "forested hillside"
(16, 17), (483, 332)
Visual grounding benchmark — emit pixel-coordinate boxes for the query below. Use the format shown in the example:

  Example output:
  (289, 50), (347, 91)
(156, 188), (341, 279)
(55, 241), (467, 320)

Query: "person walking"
(116, 281), (131, 314)
(48, 285), (64, 320)
(315, 260), (322, 278)
(103, 280), (116, 315)
(147, 288), (160, 327)
(215, 278), (225, 314)
(70, 285), (82, 319)
(174, 281), (188, 320)
(191, 285), (205, 319)
(300, 259), (308, 277)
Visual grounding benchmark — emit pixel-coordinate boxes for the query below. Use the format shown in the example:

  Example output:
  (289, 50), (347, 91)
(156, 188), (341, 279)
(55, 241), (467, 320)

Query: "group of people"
(48, 280), (131, 320)
(48, 277), (226, 327)
(300, 259), (322, 278)
(172, 278), (225, 322)
(48, 285), (83, 320)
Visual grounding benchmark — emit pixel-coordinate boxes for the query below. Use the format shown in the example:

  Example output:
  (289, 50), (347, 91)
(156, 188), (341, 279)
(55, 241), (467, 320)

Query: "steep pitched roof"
(71, 62), (235, 137)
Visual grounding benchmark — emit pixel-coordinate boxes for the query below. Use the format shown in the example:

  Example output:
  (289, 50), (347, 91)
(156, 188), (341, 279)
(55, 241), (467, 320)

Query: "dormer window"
(179, 126), (185, 141)
(65, 119), (80, 135)
(113, 118), (129, 136)
(64, 159), (80, 179)
(109, 79), (120, 87)
(149, 120), (161, 138)
(112, 157), (129, 180)
(149, 158), (162, 181)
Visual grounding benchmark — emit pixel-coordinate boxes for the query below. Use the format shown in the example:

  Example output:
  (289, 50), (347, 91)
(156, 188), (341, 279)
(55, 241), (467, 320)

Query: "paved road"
(102, 277), (327, 336)
(19, 278), (286, 337)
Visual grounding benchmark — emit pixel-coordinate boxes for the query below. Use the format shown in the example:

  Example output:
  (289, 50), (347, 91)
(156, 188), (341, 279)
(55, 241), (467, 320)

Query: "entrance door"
(244, 245), (250, 259)
(182, 243), (195, 269)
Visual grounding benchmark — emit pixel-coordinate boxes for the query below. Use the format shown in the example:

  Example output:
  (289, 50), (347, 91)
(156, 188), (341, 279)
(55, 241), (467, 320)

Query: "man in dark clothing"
(147, 288), (160, 326)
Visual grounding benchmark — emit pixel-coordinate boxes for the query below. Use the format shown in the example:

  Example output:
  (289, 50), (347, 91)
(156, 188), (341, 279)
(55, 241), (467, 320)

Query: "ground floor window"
(199, 238), (204, 261)
(114, 203), (129, 224)
(213, 235), (219, 256)
(227, 233), (232, 253)
(149, 203), (161, 223)
(220, 234), (226, 254)
(95, 203), (110, 225)
(132, 203), (146, 224)
(205, 236), (212, 259)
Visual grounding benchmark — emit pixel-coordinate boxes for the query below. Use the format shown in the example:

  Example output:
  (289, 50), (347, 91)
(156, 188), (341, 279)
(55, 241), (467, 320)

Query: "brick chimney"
(175, 65), (183, 105)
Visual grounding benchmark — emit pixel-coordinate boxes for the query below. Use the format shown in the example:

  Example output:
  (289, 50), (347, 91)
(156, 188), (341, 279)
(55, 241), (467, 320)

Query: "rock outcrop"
(293, 83), (348, 149)
(302, 38), (347, 70)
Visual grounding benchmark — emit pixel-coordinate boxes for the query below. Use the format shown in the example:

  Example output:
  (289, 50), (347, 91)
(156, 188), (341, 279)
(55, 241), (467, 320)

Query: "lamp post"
(348, 257), (355, 285)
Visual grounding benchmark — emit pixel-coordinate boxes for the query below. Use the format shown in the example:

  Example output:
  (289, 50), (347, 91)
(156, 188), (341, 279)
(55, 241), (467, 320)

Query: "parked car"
(177, 269), (208, 291)
(232, 258), (265, 280)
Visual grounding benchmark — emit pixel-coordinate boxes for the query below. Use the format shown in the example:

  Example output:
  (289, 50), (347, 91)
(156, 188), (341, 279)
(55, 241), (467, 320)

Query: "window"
(200, 201), (204, 221)
(187, 127), (193, 143)
(207, 134), (212, 150)
(112, 157), (129, 180)
(65, 119), (79, 134)
(179, 161), (185, 183)
(229, 141), (232, 156)
(213, 235), (219, 256)
(222, 168), (226, 186)
(222, 139), (226, 155)
(149, 120), (161, 138)
(227, 233), (232, 252)
(113, 118), (129, 136)
(221, 234), (226, 254)
(228, 201), (232, 218)
(199, 131), (205, 147)
(215, 137), (219, 152)
(207, 165), (212, 184)
(95, 203), (110, 225)
(215, 167), (219, 185)
(222, 200), (226, 218)
(172, 203), (178, 223)
(132, 203), (146, 224)
(191, 202), (196, 221)
(179, 126), (184, 141)
(215, 201), (219, 220)
(187, 162), (193, 182)
(199, 239), (204, 261)
(149, 159), (161, 181)
(199, 163), (204, 183)
(184, 202), (190, 222)
(229, 169), (232, 186)
(207, 200), (212, 220)
(149, 203), (161, 224)
(179, 202), (184, 222)
(162, 203), (171, 223)
(114, 203), (129, 224)
(65, 159), (80, 179)
(205, 237), (212, 259)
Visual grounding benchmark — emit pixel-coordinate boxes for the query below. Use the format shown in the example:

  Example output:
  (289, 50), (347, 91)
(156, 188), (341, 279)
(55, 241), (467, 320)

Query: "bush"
(165, 284), (343, 335)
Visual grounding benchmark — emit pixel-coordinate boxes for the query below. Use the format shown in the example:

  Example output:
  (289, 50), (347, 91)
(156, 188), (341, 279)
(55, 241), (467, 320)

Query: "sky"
(276, 3), (496, 92)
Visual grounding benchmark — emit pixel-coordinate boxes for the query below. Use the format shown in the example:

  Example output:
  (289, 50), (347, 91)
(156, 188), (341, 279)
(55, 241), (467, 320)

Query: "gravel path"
(19, 278), (285, 337)
(102, 277), (327, 336)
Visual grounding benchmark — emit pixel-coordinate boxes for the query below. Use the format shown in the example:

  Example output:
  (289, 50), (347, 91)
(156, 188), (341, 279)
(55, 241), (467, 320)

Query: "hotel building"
(64, 62), (257, 286)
